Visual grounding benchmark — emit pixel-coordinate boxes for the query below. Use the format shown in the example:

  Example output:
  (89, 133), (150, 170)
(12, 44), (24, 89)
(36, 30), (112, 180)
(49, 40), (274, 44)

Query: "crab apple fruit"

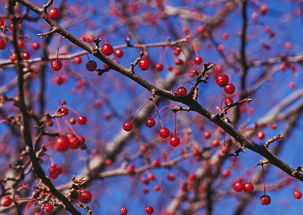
(215, 74), (229, 87)
(155, 63), (163, 72)
(176, 87), (187, 96)
(220, 145), (229, 153)
(78, 190), (92, 203)
(243, 182), (254, 193)
(260, 195), (271, 205)
(101, 43), (113, 55)
(32, 42), (40, 50)
(139, 58), (151, 70)
(114, 49), (124, 58)
(0, 38), (6, 49)
(170, 136), (180, 147)
(86, 60), (97, 71)
(194, 56), (203, 65)
(48, 7), (60, 20)
(120, 207), (128, 215)
(293, 190), (302, 199)
(174, 58), (184, 66)
(1, 196), (13, 207)
(51, 59), (62, 71)
(257, 131), (265, 140)
(73, 56), (82, 64)
(260, 5), (268, 15)
(78, 116), (87, 125)
(57, 106), (69, 116)
(145, 206), (154, 214)
(123, 121), (133, 131)
(43, 203), (54, 213)
(54, 135), (70, 152)
(224, 83), (235, 94)
(233, 181), (244, 192)
(145, 117), (155, 127)
(22, 52), (31, 60)
(159, 127), (170, 138)
(224, 97), (233, 106)
(211, 139), (220, 147)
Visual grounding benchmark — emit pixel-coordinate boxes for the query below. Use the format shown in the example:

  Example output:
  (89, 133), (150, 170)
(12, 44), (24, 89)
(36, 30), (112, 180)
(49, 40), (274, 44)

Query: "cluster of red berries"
(120, 205), (154, 215)
(232, 179), (254, 193)
(48, 163), (63, 179)
(53, 134), (86, 152)
(215, 73), (235, 95)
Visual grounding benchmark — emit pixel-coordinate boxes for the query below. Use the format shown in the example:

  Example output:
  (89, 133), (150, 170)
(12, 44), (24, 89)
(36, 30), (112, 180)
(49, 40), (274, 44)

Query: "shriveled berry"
(86, 60), (97, 71)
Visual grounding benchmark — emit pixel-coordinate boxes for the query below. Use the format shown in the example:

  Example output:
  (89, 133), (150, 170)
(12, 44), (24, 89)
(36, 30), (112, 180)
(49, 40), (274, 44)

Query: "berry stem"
(262, 164), (266, 195)
(55, 118), (62, 134)
(62, 117), (78, 136)
(174, 112), (177, 136)
(130, 100), (151, 123)
(66, 106), (80, 117)
(151, 99), (164, 128)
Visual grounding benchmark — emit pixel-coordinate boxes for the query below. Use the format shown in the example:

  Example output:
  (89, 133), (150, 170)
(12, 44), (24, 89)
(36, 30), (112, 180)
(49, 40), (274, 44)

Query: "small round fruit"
(293, 190), (302, 199)
(159, 127), (170, 138)
(54, 135), (70, 152)
(120, 207), (128, 215)
(170, 136), (180, 147)
(233, 181), (244, 192)
(155, 63), (163, 72)
(145, 117), (155, 128)
(176, 87), (187, 96)
(194, 56), (203, 65)
(101, 43), (113, 55)
(22, 52), (31, 60)
(114, 49), (124, 58)
(78, 190), (92, 203)
(43, 203), (54, 213)
(32, 42), (40, 50)
(1, 196), (12, 207)
(145, 206), (154, 214)
(224, 97), (233, 106)
(260, 195), (271, 205)
(78, 116), (87, 125)
(123, 121), (133, 132)
(139, 58), (150, 70)
(243, 182), (254, 193)
(215, 74), (229, 87)
(86, 60), (97, 71)
(73, 56), (82, 64)
(0, 38), (6, 49)
(224, 83), (235, 94)
(51, 59), (62, 71)
(48, 7), (60, 20)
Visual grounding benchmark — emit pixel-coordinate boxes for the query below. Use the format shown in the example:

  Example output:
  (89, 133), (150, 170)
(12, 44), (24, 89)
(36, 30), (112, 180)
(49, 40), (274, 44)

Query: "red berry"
(176, 87), (187, 96)
(51, 59), (62, 71)
(126, 165), (135, 174)
(220, 145), (229, 154)
(260, 5), (268, 15)
(204, 131), (211, 139)
(1, 196), (12, 207)
(224, 97), (233, 106)
(101, 43), (113, 55)
(139, 58), (150, 70)
(120, 207), (128, 215)
(173, 47), (181, 56)
(260, 195), (271, 205)
(54, 135), (70, 152)
(233, 181), (244, 192)
(48, 7), (60, 20)
(86, 60), (97, 71)
(10, 53), (17, 62)
(159, 127), (170, 138)
(43, 203), (54, 213)
(167, 174), (175, 181)
(73, 56), (82, 64)
(115, 49), (124, 58)
(18, 40), (25, 49)
(57, 106), (69, 116)
(224, 83), (235, 94)
(0, 38), (6, 49)
(257, 131), (265, 140)
(170, 136), (180, 147)
(222, 170), (230, 178)
(167, 65), (173, 71)
(22, 52), (31, 60)
(155, 63), (163, 72)
(174, 58), (183, 66)
(145, 206), (154, 214)
(211, 139), (220, 147)
(123, 121), (133, 131)
(78, 190), (92, 203)
(293, 190), (302, 199)
(145, 117), (155, 127)
(78, 116), (87, 125)
(243, 182), (254, 193)
(215, 74), (229, 87)
(194, 56), (203, 65)
(32, 42), (40, 50)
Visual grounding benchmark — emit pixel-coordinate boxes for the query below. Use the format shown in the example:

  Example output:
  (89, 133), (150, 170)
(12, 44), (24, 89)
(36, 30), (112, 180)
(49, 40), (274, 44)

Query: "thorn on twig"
(96, 68), (110, 76)
(94, 38), (101, 48)
(125, 33), (132, 46)
(217, 98), (253, 116)
(264, 134), (284, 148)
